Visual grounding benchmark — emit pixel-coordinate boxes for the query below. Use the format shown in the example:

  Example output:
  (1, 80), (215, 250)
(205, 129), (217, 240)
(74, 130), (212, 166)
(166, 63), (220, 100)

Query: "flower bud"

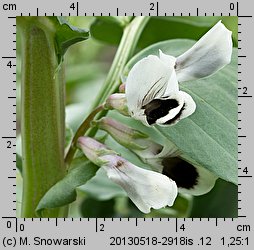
(104, 93), (129, 116)
(95, 117), (148, 150)
(77, 136), (116, 166)
(95, 117), (163, 160)
(119, 83), (126, 93)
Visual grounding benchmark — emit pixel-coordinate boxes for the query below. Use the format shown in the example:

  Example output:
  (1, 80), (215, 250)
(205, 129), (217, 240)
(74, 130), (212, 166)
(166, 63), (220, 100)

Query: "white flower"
(78, 136), (178, 214)
(102, 155), (177, 213)
(125, 21), (232, 126)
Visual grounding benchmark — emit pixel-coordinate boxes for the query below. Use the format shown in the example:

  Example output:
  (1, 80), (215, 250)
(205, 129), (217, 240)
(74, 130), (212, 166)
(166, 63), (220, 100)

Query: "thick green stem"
(18, 17), (66, 217)
(64, 17), (150, 166)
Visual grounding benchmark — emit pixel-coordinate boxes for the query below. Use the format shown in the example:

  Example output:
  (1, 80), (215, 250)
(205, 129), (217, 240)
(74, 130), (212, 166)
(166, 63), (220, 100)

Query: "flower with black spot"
(125, 21), (232, 126)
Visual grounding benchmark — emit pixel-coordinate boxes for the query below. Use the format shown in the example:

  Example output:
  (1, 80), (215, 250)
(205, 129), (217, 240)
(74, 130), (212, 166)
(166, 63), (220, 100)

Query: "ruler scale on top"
(0, 0), (253, 249)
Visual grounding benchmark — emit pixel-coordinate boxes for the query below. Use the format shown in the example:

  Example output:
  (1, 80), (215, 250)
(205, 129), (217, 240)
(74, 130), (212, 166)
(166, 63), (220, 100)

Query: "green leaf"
(124, 39), (237, 185)
(90, 16), (237, 48)
(190, 179), (237, 217)
(80, 197), (116, 217)
(96, 16), (132, 27)
(36, 156), (98, 217)
(54, 17), (89, 63)
(90, 19), (123, 45)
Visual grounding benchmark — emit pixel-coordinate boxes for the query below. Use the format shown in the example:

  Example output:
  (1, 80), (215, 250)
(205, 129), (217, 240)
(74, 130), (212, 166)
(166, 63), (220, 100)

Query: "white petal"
(177, 91), (196, 119)
(176, 21), (232, 82)
(159, 49), (176, 66)
(159, 50), (179, 95)
(102, 155), (178, 213)
(164, 69), (179, 96)
(178, 165), (218, 196)
(126, 55), (176, 121)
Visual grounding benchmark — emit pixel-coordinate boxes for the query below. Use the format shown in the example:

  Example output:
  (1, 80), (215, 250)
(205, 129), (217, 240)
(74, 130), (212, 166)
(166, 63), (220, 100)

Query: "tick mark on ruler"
(2, 56), (16, 59)
(238, 215), (247, 218)
(238, 15), (253, 18)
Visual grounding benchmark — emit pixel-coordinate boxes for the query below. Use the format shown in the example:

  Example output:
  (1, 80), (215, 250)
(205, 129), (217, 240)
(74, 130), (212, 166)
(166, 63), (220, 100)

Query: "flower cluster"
(79, 21), (232, 213)
(95, 117), (217, 196)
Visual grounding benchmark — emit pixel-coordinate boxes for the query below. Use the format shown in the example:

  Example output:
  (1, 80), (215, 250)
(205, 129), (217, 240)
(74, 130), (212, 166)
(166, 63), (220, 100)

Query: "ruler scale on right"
(0, 0), (253, 249)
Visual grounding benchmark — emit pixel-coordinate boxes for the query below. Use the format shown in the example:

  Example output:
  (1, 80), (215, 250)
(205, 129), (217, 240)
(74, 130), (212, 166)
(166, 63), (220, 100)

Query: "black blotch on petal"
(142, 99), (179, 125)
(162, 157), (199, 189)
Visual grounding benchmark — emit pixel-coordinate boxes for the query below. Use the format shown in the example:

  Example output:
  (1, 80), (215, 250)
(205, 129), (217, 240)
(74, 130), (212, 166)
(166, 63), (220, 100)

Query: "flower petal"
(161, 157), (217, 195)
(152, 91), (195, 126)
(177, 91), (196, 120)
(126, 55), (175, 122)
(164, 68), (179, 96)
(176, 21), (232, 82)
(159, 50), (179, 95)
(102, 155), (178, 213)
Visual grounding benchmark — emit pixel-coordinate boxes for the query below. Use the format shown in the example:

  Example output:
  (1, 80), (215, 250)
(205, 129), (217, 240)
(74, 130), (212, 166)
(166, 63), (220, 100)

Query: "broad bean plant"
(17, 16), (237, 218)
